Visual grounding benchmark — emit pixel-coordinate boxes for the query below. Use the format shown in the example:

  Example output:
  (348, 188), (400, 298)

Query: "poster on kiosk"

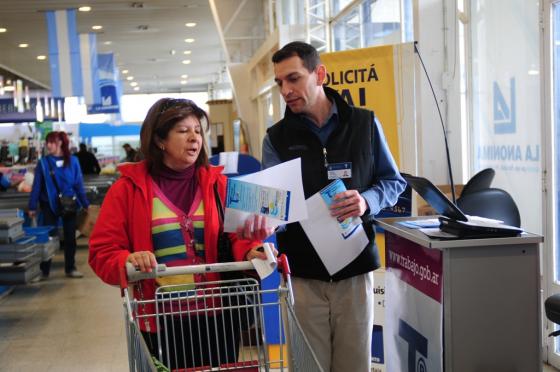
(385, 233), (443, 372)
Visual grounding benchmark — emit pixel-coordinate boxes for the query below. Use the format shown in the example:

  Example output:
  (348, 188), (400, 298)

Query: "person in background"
(122, 143), (138, 162)
(28, 131), (90, 279)
(76, 143), (101, 175)
(262, 41), (406, 372)
(89, 98), (273, 369)
(0, 172), (11, 191)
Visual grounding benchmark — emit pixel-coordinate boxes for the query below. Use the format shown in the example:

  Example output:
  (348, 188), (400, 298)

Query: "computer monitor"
(402, 174), (468, 222)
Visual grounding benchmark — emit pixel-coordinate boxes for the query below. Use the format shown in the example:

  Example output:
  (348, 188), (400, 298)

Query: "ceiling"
(0, 0), (263, 96)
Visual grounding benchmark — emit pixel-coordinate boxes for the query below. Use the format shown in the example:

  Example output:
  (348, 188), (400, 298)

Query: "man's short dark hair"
(272, 41), (321, 72)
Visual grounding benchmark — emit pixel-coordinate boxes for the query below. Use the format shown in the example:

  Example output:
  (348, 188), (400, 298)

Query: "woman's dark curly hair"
(140, 98), (210, 173)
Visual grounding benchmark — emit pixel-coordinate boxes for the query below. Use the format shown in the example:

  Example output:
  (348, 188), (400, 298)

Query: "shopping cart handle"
(125, 261), (255, 283)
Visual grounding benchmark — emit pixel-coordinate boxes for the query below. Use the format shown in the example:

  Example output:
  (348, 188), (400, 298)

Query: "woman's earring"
(160, 145), (165, 151)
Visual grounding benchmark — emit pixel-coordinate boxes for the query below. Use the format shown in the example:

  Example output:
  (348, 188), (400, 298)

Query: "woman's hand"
(245, 243), (278, 261)
(126, 251), (157, 273)
(236, 215), (274, 241)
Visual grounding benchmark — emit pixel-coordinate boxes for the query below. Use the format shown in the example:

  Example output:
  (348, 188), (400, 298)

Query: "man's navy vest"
(267, 86), (380, 281)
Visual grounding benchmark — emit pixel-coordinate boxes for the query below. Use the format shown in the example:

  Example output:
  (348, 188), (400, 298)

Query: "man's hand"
(236, 215), (274, 241)
(329, 190), (368, 221)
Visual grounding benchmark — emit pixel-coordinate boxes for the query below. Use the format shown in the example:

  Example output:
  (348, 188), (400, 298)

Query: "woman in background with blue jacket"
(28, 131), (89, 279)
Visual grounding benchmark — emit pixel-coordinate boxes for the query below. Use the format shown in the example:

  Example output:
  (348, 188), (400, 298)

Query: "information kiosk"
(375, 216), (542, 372)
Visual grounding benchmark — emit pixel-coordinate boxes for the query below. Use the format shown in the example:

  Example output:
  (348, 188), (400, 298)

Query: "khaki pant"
(292, 272), (374, 372)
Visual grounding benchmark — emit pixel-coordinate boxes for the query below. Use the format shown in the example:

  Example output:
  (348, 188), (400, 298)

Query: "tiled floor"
(0, 244), (128, 371)
(1, 243), (560, 371)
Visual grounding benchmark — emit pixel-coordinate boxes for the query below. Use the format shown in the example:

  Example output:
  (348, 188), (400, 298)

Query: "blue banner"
(46, 9), (83, 98)
(87, 53), (121, 114)
(79, 33), (100, 105)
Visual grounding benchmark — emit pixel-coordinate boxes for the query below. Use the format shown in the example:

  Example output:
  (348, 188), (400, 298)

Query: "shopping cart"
(120, 253), (324, 372)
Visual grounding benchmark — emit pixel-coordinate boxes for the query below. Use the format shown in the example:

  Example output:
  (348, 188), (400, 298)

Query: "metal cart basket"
(120, 254), (324, 372)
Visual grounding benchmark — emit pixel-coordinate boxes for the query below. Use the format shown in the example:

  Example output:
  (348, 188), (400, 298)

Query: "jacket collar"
(118, 160), (224, 200)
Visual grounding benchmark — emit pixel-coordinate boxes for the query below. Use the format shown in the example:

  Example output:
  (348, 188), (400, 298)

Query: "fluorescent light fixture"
(185, 22), (197, 27)
(184, 38), (195, 43)
(103, 41), (112, 45)
(37, 55), (47, 60)
(181, 80), (187, 85)
(130, 82), (138, 87)
(0, 28), (7, 33)
(18, 43), (29, 48)
(183, 50), (192, 55)
(78, 6), (92, 12)
(3, 86), (14, 92)
(92, 25), (103, 30)
(133, 87), (140, 91)
(528, 69), (539, 75)
(126, 76), (134, 81)
(122, 69), (129, 74)
(181, 74), (188, 78)
(182, 60), (191, 64)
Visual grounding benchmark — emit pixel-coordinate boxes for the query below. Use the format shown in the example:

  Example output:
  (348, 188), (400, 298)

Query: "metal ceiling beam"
(223, 0), (249, 35)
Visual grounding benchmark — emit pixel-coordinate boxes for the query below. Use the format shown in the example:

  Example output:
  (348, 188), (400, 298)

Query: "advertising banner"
(46, 9), (83, 98)
(384, 232), (443, 372)
(471, 0), (541, 234)
(321, 45), (400, 165)
(87, 53), (121, 114)
(79, 33), (100, 106)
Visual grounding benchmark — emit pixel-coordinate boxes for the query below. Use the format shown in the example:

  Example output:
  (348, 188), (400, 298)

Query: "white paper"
(218, 151), (239, 174)
(250, 243), (277, 279)
(223, 158), (307, 232)
(300, 192), (369, 275)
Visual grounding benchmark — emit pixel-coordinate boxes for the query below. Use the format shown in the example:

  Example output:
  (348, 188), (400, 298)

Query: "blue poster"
(87, 53), (120, 114)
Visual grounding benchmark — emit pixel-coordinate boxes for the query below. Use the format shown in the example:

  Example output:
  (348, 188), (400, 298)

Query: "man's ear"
(315, 64), (327, 86)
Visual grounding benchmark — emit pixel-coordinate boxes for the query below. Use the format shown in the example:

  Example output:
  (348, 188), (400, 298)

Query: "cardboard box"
(77, 205), (100, 237)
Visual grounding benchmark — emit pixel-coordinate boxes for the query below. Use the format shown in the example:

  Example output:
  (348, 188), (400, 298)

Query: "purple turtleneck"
(151, 164), (198, 213)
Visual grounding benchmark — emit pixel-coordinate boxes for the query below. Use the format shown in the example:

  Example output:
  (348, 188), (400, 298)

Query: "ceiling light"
(37, 55), (47, 60)
(103, 41), (112, 45)
(126, 76), (134, 81)
(181, 74), (188, 79)
(0, 28), (7, 33)
(18, 43), (29, 48)
(181, 80), (188, 85)
(122, 69), (129, 74)
(184, 38), (195, 43)
(182, 60), (191, 65)
(78, 6), (92, 12)
(92, 25), (103, 30)
(185, 22), (197, 27)
(183, 50), (191, 55)
(133, 87), (140, 91)
(130, 82), (138, 87)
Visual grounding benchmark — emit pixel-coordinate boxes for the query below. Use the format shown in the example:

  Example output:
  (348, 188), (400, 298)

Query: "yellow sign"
(321, 45), (400, 165)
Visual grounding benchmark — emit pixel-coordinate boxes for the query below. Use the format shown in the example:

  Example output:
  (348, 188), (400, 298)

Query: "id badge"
(327, 162), (352, 180)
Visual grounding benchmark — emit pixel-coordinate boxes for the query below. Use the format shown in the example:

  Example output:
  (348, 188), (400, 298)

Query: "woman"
(28, 131), (90, 279)
(89, 98), (272, 369)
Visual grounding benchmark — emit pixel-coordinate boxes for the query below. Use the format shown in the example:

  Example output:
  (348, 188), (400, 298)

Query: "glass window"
(470, 0), (541, 235)
(332, 7), (361, 51)
(331, 0), (413, 51)
(553, 3), (560, 285)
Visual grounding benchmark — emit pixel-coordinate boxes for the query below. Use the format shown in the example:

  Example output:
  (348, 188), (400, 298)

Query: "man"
(122, 143), (138, 162)
(76, 143), (101, 175)
(262, 41), (406, 372)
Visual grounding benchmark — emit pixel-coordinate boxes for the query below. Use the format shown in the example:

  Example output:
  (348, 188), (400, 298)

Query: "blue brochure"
(226, 178), (291, 221)
(319, 179), (361, 239)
